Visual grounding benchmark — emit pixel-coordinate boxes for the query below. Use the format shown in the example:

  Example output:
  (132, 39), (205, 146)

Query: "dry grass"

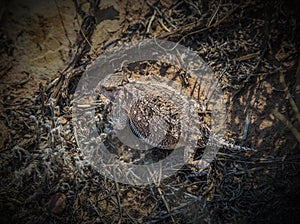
(0, 0), (299, 223)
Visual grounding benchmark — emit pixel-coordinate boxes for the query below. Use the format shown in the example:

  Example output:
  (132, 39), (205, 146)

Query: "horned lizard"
(98, 67), (253, 172)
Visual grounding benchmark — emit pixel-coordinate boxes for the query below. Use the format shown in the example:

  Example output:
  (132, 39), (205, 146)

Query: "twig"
(147, 11), (156, 33)
(146, 0), (176, 29)
(279, 71), (300, 123)
(54, 0), (72, 47)
(0, 72), (31, 86)
(158, 18), (171, 32)
(74, 4), (96, 54)
(155, 3), (241, 51)
(114, 181), (123, 221)
(233, 51), (261, 62)
(273, 109), (300, 143)
(211, 3), (240, 28)
(156, 186), (175, 223)
(207, 0), (221, 27)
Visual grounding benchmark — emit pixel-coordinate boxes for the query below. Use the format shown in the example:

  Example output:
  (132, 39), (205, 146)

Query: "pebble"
(46, 192), (67, 215)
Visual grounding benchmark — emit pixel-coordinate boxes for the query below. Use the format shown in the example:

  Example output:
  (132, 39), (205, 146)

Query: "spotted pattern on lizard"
(128, 94), (181, 149)
(98, 64), (254, 169)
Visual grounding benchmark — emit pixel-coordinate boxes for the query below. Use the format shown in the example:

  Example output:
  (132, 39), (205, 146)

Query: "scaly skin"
(99, 72), (254, 172)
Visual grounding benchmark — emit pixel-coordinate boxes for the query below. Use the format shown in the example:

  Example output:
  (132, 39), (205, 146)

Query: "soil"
(0, 0), (299, 223)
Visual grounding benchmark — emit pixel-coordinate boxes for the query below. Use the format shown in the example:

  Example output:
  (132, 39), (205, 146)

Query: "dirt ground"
(0, 0), (300, 223)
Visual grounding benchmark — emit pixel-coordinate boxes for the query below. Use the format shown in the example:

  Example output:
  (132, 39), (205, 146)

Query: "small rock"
(60, 117), (68, 125)
(46, 193), (66, 215)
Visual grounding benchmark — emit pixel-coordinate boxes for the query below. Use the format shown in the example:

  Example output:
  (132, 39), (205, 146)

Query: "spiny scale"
(128, 94), (181, 149)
